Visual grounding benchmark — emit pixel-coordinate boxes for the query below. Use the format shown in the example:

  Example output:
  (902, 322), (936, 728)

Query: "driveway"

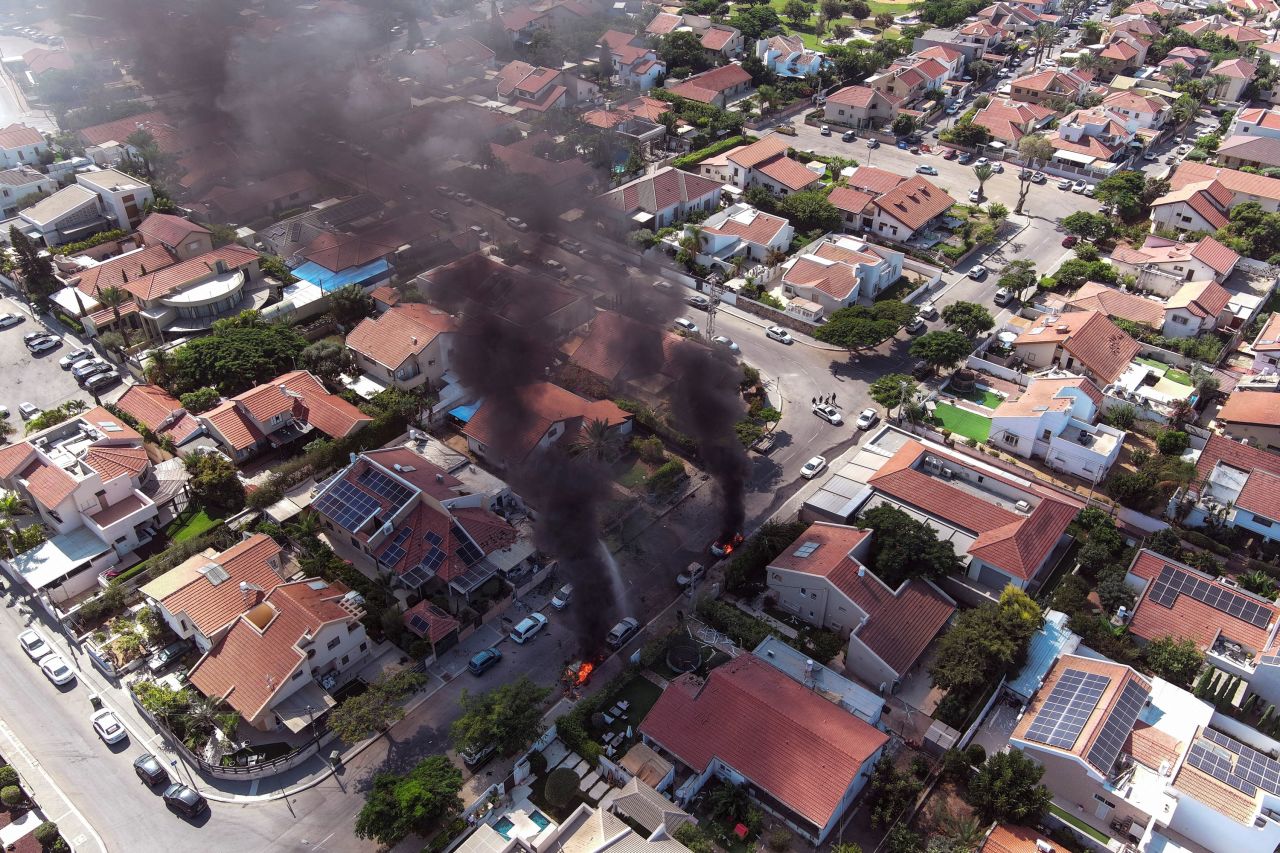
(0, 296), (128, 427)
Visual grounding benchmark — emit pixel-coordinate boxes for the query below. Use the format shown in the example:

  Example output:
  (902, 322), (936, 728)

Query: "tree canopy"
(183, 452), (246, 514)
(814, 301), (916, 351)
(1061, 211), (1112, 241)
(166, 312), (308, 396)
(658, 31), (713, 75)
(967, 750), (1052, 824)
(868, 373), (918, 411)
(941, 301), (994, 337)
(858, 504), (964, 587)
(909, 330), (971, 371)
(729, 5), (780, 39)
(779, 190), (842, 233)
(997, 259), (1037, 297)
(1142, 636), (1203, 688)
(929, 586), (1041, 696)
(451, 676), (551, 756)
(354, 756), (463, 846)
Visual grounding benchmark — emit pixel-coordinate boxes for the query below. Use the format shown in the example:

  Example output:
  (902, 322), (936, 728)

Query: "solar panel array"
(452, 522), (484, 566)
(1025, 669), (1110, 750)
(401, 530), (450, 588)
(1086, 679), (1150, 774)
(794, 541), (821, 558)
(358, 466), (415, 510)
(314, 481), (380, 532)
(1186, 728), (1280, 798)
(379, 526), (413, 568)
(1148, 565), (1272, 628)
(407, 613), (432, 636)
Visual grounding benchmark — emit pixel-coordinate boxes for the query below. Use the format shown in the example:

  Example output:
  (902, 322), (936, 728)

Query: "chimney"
(411, 335), (418, 345)
(436, 473), (444, 483)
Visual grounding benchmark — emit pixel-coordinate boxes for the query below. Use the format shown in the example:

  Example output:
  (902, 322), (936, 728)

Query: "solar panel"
(407, 614), (431, 635)
(1086, 679), (1150, 774)
(314, 480), (380, 532)
(379, 525), (414, 568)
(1024, 669), (1110, 750)
(451, 521), (484, 566)
(425, 531), (443, 547)
(1148, 565), (1272, 628)
(1186, 742), (1258, 797)
(358, 466), (415, 509)
(793, 541), (821, 558)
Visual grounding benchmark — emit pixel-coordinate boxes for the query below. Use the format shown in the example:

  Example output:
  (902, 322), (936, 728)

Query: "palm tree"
(574, 418), (622, 463)
(183, 695), (224, 740)
(973, 162), (994, 198)
(0, 492), (31, 559)
(1031, 23), (1057, 66)
(95, 285), (132, 351)
(764, 247), (788, 268)
(145, 349), (173, 386)
(1075, 51), (1102, 75)
(285, 511), (323, 548)
(938, 807), (988, 851)
(985, 201), (1009, 222)
(756, 85), (781, 114)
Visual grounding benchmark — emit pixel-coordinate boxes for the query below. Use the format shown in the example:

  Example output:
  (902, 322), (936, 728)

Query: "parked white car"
(551, 584), (573, 609)
(39, 653), (75, 685)
(855, 408), (879, 430)
(765, 325), (793, 344)
(91, 708), (128, 744)
(800, 456), (827, 479)
(18, 629), (50, 661)
(812, 403), (843, 425)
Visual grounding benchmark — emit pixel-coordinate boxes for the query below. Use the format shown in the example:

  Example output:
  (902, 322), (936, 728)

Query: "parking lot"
(0, 296), (128, 429)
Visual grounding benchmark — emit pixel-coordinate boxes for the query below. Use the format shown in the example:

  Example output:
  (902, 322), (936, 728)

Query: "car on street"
(606, 616), (640, 649)
(866, 138), (879, 149)
(917, 301), (938, 319)
(467, 647), (502, 676)
(906, 315), (926, 334)
(968, 189), (981, 202)
(460, 743), (496, 768)
(133, 754), (169, 787)
(765, 325), (793, 344)
(711, 335), (739, 352)
(148, 639), (193, 674)
(942, 148), (957, 159)
(990, 162), (1003, 173)
(28, 336), (59, 354)
(1083, 184), (1095, 197)
(958, 152), (973, 164)
(18, 629), (50, 661)
(1072, 180), (1087, 194)
(508, 612), (548, 644)
(677, 562), (705, 588)
(820, 125), (830, 135)
(975, 157), (989, 167)
(469, 225), (490, 241)
(1031, 172), (1046, 183)
(911, 360), (932, 379)
(1062, 235), (1079, 247)
(800, 456), (827, 479)
(673, 317), (700, 335)
(855, 408), (879, 430)
(686, 293), (710, 309)
(916, 164), (938, 175)
(74, 360), (111, 382)
(505, 216), (528, 231)
(39, 653), (74, 685)
(968, 264), (988, 280)
(430, 208), (450, 220)
(91, 708), (128, 744)
(559, 238), (582, 253)
(994, 287), (1013, 305)
(543, 258), (567, 277)
(18, 402), (40, 420)
(162, 784), (208, 818)
(812, 402), (842, 425)
(455, 192), (474, 206)
(651, 280), (673, 292)
(59, 347), (92, 368)
(1144, 151), (1158, 161)
(84, 371), (122, 393)
(0, 313), (21, 328)
(842, 130), (855, 142)
(23, 331), (48, 344)
(1058, 178), (1074, 190)
(551, 583), (573, 609)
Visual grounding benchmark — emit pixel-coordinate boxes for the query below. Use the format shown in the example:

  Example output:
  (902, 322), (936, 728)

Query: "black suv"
(163, 784), (208, 818)
(133, 753), (169, 786)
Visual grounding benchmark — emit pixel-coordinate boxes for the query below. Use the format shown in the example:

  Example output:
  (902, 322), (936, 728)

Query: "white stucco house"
(989, 375), (1126, 482)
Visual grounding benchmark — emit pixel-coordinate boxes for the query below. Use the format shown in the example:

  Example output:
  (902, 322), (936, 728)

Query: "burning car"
(710, 533), (744, 559)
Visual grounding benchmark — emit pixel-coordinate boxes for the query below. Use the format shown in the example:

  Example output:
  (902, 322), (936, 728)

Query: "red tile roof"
(872, 176), (956, 231)
(89, 299), (139, 328)
(202, 401), (265, 451)
(403, 601), (461, 643)
(1195, 433), (1280, 489)
(0, 124), (43, 150)
(565, 311), (703, 384)
(1062, 281), (1165, 327)
(368, 497), (517, 583)
(846, 166), (905, 196)
(188, 578), (358, 721)
(115, 384), (182, 431)
(1171, 161), (1280, 203)
(1252, 312), (1280, 353)
(1124, 721), (1182, 771)
(1238, 469), (1280, 526)
(756, 156), (820, 192)
(123, 245), (260, 302)
(301, 232), (398, 273)
(700, 26), (738, 51)
(0, 443), (36, 480)
(703, 207), (789, 245)
(1128, 549), (1279, 650)
(640, 655), (888, 828)
(360, 448), (462, 501)
(727, 135), (791, 170)
(151, 534), (285, 638)
(973, 98), (1057, 144)
(1014, 311), (1140, 384)
(783, 255), (861, 302)
(826, 85), (879, 108)
(771, 522), (954, 674)
(868, 440), (1078, 580)
(646, 12), (682, 34)
(1013, 654), (1151, 772)
(137, 213), (210, 250)
(601, 167), (722, 215)
(1189, 235), (1240, 277)
(1173, 756), (1259, 825)
(20, 459), (78, 509)
(345, 303), (456, 370)
(668, 64), (751, 103)
(84, 445), (148, 482)
(982, 824), (1057, 853)
(463, 382), (631, 463)
(828, 186), (876, 215)
(76, 245), (178, 297)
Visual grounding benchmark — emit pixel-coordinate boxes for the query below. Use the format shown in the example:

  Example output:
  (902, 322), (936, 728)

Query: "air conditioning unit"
(941, 468), (954, 479)
(1015, 500), (1031, 513)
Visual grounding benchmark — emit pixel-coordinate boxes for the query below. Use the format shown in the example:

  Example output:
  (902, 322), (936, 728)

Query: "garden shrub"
(543, 768), (579, 807)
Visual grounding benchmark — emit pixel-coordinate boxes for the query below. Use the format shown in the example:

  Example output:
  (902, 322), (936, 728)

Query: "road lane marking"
(0, 715), (106, 853)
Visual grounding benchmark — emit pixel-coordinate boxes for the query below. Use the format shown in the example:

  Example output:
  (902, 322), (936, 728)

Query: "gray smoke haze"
(55, 0), (754, 651)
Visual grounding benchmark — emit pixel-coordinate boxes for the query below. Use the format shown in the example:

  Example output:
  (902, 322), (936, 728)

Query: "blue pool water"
(494, 818), (515, 839)
(530, 811), (550, 831)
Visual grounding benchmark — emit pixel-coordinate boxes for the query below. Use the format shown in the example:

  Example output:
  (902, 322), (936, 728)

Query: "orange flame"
(715, 533), (745, 555)
(576, 662), (594, 684)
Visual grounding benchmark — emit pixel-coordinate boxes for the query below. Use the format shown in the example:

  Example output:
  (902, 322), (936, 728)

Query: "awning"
(1053, 150), (1095, 166)
(272, 680), (336, 733)
(448, 400), (481, 423)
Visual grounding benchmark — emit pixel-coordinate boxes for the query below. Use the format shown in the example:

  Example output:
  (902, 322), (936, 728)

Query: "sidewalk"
(0, 717), (105, 853)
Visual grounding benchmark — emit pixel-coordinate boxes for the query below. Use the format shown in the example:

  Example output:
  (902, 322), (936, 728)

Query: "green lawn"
(615, 461), (650, 489)
(613, 676), (663, 726)
(767, 0), (913, 50)
(1049, 804), (1111, 845)
(952, 386), (1004, 409)
(1136, 357), (1193, 387)
(932, 403), (992, 442)
(165, 507), (223, 543)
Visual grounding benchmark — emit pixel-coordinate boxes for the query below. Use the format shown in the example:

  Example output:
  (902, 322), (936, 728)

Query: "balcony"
(82, 489), (158, 543)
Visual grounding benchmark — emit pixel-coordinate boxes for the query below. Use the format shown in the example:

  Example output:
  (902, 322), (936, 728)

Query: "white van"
(508, 612), (548, 644)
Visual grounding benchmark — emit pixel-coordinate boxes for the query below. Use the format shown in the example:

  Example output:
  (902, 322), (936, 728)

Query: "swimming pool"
(493, 810), (551, 840)
(494, 818), (515, 839)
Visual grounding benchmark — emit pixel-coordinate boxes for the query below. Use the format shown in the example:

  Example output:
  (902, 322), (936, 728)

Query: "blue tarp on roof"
(448, 401), (481, 423)
(292, 258), (391, 293)
(1007, 609), (1080, 701)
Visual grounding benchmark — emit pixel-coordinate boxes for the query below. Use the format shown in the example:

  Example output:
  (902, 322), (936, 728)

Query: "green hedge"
(696, 597), (772, 649)
(671, 135), (749, 171)
(109, 522), (235, 587)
